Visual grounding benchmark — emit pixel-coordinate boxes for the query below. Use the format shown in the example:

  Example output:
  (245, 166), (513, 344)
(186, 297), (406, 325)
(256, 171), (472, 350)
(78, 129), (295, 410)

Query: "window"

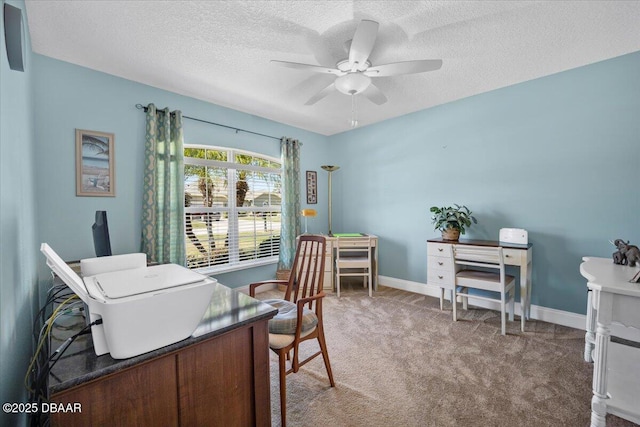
(184, 146), (282, 272)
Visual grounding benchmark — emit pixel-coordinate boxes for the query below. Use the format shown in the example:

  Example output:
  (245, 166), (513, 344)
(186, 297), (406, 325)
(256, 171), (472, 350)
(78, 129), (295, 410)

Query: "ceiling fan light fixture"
(335, 73), (371, 95)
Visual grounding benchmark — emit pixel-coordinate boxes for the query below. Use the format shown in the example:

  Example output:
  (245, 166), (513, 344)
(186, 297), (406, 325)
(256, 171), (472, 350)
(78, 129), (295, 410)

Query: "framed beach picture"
(306, 170), (317, 204)
(76, 129), (115, 197)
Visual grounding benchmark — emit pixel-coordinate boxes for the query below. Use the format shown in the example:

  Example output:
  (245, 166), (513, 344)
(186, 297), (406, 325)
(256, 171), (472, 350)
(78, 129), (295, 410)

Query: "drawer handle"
(438, 248), (443, 252)
(505, 254), (510, 258)
(438, 275), (443, 279)
(438, 261), (443, 266)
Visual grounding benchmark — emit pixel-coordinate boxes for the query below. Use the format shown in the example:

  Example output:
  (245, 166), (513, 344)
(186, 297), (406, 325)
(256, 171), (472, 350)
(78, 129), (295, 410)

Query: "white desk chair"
(335, 236), (373, 298)
(451, 245), (515, 335)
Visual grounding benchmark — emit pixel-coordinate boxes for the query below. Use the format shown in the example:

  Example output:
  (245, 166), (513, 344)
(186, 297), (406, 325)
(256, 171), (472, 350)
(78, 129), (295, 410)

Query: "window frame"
(183, 145), (282, 274)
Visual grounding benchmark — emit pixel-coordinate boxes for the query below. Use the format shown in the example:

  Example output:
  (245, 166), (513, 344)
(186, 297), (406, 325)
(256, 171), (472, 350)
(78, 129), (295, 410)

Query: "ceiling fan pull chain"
(351, 95), (358, 128)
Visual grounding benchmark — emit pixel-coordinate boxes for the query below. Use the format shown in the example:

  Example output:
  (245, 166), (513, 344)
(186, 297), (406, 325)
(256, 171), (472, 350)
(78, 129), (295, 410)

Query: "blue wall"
(330, 51), (640, 314)
(30, 50), (640, 311)
(0, 1), (38, 426)
(32, 54), (331, 286)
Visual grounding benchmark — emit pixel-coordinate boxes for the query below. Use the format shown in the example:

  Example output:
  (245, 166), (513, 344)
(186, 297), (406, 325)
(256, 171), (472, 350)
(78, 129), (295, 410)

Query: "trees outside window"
(184, 146), (282, 271)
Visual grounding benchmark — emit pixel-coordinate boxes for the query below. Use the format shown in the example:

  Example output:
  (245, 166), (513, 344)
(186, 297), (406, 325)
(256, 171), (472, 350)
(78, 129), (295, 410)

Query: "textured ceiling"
(24, 1), (640, 135)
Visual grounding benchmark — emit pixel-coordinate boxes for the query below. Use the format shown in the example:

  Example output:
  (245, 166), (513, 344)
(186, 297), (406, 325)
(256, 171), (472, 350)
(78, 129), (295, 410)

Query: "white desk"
(327, 234), (378, 292)
(427, 238), (533, 332)
(296, 234), (378, 293)
(580, 257), (640, 427)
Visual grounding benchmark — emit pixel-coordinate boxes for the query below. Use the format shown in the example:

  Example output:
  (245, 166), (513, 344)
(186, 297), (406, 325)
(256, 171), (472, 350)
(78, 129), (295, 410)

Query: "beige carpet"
(256, 281), (637, 427)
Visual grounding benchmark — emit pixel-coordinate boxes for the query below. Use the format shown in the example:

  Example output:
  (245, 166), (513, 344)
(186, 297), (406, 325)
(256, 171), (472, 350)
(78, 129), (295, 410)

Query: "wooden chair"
(451, 245), (515, 335)
(249, 235), (335, 427)
(335, 236), (373, 298)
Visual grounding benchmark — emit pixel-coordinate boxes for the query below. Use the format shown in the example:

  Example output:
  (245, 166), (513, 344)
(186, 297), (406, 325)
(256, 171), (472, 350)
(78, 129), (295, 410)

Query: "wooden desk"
(48, 285), (277, 427)
(427, 238), (533, 332)
(580, 257), (640, 427)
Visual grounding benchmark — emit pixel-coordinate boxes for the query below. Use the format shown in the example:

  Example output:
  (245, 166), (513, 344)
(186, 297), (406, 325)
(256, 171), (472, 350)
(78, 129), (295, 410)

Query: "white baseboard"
(379, 275), (587, 331)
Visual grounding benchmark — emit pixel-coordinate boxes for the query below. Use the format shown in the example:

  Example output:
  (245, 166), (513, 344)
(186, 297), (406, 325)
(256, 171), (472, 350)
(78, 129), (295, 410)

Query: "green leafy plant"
(429, 204), (477, 235)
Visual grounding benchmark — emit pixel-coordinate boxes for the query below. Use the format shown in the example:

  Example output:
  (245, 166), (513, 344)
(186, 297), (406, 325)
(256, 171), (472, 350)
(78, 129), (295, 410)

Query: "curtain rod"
(135, 104), (281, 142)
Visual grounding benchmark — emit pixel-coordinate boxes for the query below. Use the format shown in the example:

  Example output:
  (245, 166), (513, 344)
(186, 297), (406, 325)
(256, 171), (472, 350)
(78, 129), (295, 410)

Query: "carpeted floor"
(255, 281), (638, 427)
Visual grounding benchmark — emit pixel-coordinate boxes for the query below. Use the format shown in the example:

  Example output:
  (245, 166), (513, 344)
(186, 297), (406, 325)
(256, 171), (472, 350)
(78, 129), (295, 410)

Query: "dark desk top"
(48, 282), (277, 394)
(427, 237), (532, 250)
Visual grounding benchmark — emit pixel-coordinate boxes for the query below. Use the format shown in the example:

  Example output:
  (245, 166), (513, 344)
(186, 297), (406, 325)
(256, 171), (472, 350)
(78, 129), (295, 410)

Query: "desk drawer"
(502, 249), (523, 266)
(428, 256), (453, 270)
(427, 243), (451, 258)
(335, 239), (371, 248)
(427, 268), (454, 287)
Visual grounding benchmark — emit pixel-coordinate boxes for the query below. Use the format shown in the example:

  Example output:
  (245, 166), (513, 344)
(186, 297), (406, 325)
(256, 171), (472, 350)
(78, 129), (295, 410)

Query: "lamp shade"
(334, 73), (371, 95)
(301, 209), (317, 217)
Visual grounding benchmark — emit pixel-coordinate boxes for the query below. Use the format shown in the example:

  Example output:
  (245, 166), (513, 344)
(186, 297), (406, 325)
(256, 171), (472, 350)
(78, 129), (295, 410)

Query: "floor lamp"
(321, 165), (339, 235)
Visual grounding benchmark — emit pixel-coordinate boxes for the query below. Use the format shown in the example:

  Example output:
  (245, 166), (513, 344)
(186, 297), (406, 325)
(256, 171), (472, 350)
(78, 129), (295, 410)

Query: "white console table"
(580, 257), (640, 427)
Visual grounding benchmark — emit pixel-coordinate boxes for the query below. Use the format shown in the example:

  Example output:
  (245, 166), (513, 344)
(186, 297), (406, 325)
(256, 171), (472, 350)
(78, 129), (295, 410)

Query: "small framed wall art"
(306, 170), (317, 204)
(76, 129), (115, 197)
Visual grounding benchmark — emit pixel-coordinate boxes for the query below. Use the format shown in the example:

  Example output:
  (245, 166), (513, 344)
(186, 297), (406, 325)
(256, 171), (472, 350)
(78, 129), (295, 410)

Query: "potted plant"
(430, 204), (477, 241)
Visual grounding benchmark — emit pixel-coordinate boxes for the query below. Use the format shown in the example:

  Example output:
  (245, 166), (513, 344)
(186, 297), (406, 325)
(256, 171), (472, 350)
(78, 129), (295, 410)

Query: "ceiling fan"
(271, 19), (443, 106)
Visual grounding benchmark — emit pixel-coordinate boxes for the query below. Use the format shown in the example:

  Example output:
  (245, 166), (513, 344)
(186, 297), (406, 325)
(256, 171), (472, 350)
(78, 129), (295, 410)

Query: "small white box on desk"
(41, 243), (217, 359)
(499, 228), (528, 245)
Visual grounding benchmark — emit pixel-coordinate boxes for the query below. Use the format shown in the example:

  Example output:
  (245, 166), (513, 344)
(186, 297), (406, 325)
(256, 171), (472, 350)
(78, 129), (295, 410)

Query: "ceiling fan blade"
(270, 60), (343, 76)
(348, 20), (379, 71)
(364, 59), (443, 77)
(304, 83), (336, 105)
(362, 83), (387, 105)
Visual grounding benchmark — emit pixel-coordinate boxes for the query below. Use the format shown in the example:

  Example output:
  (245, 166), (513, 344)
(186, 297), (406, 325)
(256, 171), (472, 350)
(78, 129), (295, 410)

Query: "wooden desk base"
(51, 321), (272, 427)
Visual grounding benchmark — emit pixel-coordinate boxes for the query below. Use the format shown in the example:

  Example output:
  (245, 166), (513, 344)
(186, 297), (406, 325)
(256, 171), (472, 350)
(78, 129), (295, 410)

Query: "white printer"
(41, 243), (217, 359)
(499, 228), (528, 245)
